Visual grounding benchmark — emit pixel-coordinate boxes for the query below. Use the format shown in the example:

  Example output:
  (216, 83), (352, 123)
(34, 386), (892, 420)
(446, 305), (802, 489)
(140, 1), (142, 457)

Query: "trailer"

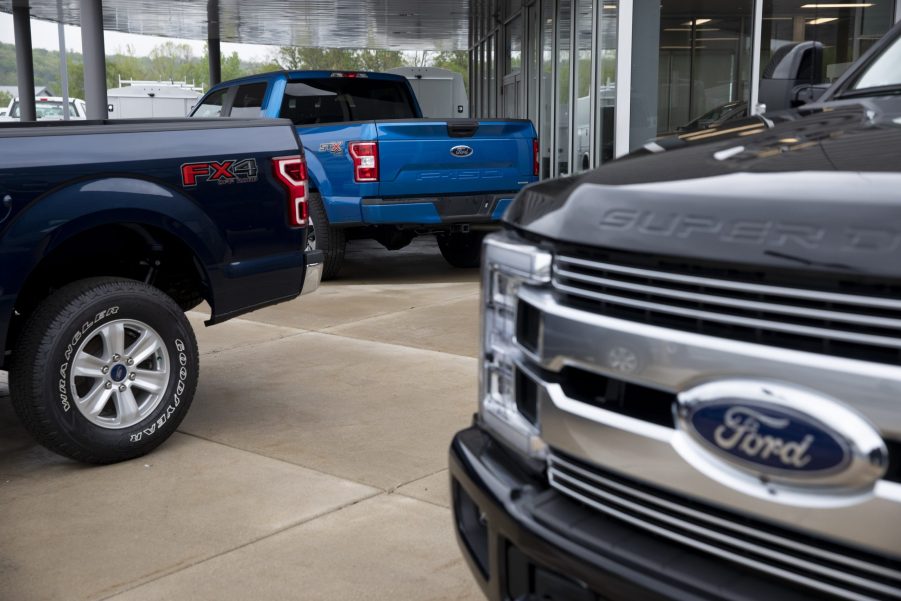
(385, 67), (468, 119)
(106, 79), (203, 119)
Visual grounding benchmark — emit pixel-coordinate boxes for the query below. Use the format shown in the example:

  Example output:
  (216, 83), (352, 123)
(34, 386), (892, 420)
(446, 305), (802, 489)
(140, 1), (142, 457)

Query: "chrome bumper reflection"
(300, 259), (323, 296)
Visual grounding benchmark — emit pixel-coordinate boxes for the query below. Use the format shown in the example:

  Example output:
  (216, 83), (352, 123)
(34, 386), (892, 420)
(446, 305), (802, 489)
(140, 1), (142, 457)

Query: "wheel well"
(8, 223), (209, 355)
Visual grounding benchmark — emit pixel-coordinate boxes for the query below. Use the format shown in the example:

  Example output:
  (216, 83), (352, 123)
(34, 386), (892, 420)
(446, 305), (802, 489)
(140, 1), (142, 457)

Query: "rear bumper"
(208, 249), (323, 324)
(450, 424), (820, 601)
(360, 193), (516, 225)
(300, 249), (323, 296)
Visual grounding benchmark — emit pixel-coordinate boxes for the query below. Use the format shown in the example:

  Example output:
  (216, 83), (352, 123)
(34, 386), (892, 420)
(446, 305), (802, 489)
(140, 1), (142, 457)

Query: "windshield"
(10, 100), (79, 119)
(279, 77), (418, 125)
(850, 35), (901, 91)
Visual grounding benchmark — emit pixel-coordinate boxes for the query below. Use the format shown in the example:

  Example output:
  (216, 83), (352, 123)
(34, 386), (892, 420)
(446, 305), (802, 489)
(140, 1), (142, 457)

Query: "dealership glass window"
(758, 0), (894, 111)
(539, 0), (555, 178)
(505, 0), (522, 19)
(596, 0), (617, 164)
(555, 0), (572, 176)
(482, 43), (491, 116)
(489, 35), (498, 116)
(506, 15), (524, 73)
(572, 0), (594, 173)
(629, 0), (753, 149)
(528, 1), (541, 132)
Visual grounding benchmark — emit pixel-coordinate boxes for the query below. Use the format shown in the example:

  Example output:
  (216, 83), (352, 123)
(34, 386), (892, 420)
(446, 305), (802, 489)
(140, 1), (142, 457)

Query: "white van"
(386, 67), (469, 118)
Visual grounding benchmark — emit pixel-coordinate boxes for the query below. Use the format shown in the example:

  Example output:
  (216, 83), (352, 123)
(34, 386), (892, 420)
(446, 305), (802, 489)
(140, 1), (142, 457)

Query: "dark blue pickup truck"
(0, 118), (322, 463)
(191, 71), (538, 278)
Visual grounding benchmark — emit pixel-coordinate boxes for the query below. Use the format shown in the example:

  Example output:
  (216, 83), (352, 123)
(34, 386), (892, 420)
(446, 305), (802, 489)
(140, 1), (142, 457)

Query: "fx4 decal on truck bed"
(180, 158), (259, 186)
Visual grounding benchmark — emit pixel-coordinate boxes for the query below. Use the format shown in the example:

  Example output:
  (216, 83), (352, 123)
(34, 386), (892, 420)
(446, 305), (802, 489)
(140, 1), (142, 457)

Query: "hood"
(505, 100), (901, 279)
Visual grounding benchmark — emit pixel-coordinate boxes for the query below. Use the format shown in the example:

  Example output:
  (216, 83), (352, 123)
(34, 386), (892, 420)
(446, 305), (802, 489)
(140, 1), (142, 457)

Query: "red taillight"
(273, 155), (308, 227)
(533, 138), (540, 177)
(349, 141), (379, 182)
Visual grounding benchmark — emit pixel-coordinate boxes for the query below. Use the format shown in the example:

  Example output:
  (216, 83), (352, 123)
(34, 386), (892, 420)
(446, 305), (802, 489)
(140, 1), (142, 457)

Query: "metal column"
(80, 0), (107, 120)
(12, 0), (36, 122)
(57, 1), (70, 120)
(208, 0), (221, 86)
(749, 0), (764, 114)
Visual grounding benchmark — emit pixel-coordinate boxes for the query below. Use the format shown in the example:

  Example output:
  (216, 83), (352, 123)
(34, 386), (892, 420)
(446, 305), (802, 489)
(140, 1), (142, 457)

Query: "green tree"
(221, 51), (245, 81)
(356, 49), (405, 72)
(0, 90), (11, 108)
(106, 44), (147, 88)
(432, 51), (470, 93)
(149, 42), (194, 81)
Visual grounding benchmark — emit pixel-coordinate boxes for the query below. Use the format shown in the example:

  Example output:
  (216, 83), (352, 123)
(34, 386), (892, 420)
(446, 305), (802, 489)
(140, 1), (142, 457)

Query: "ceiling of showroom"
(0, 0), (471, 50)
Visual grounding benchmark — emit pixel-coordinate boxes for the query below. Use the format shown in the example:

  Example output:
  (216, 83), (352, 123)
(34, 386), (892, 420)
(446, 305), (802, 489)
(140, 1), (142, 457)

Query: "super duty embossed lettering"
(598, 208), (898, 252)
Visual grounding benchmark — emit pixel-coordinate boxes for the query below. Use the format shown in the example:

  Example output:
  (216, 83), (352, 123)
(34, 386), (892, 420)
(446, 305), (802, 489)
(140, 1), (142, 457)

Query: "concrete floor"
(0, 238), (485, 601)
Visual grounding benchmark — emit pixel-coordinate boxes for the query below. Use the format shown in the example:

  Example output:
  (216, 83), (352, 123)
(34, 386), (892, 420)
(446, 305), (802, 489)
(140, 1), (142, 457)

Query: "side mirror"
(791, 83), (830, 107)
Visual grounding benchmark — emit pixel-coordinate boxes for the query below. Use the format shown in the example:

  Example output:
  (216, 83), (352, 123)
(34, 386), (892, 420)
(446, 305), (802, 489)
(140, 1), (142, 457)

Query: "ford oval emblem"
(675, 380), (887, 502)
(450, 145), (474, 158)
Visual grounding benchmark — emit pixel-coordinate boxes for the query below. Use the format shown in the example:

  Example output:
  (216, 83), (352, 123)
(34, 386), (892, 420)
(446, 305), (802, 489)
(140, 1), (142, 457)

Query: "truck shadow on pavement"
(335, 237), (481, 285)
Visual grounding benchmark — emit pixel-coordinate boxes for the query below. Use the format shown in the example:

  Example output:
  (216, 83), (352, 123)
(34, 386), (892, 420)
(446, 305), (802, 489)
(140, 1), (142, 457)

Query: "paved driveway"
(0, 238), (484, 601)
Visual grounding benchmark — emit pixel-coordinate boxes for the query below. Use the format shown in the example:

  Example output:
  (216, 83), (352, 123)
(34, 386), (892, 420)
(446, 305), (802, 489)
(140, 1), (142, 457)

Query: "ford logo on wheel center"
(450, 145), (474, 157)
(675, 380), (888, 500)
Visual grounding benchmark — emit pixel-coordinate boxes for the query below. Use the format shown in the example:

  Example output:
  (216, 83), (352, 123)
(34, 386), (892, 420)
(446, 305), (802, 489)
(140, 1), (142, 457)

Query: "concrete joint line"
(96, 490), (385, 601)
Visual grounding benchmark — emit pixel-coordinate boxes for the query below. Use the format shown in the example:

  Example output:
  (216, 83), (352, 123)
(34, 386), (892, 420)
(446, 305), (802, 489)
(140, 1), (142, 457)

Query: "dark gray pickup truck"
(451, 21), (901, 601)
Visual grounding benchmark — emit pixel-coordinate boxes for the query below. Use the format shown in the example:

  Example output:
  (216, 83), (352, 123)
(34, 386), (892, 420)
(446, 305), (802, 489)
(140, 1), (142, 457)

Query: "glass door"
(628, 0), (754, 151)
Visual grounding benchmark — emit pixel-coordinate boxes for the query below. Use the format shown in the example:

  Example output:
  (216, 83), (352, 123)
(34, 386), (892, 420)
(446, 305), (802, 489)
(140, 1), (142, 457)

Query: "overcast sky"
(0, 13), (278, 61)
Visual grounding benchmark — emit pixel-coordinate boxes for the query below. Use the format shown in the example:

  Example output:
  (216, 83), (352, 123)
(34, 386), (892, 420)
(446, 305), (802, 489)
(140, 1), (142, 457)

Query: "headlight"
(480, 234), (552, 460)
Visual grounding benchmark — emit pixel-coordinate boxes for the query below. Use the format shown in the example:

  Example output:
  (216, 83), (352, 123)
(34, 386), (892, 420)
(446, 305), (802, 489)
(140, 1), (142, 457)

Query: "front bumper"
(360, 193), (515, 225)
(450, 425), (820, 601)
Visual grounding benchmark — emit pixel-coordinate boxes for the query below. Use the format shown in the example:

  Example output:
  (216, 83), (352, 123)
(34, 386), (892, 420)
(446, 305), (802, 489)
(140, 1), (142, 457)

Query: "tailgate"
(376, 119), (536, 198)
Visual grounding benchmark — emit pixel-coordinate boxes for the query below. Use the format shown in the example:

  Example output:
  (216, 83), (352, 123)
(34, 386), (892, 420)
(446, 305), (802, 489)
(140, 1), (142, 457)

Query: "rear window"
(193, 89), (228, 117)
(279, 77), (418, 125)
(230, 83), (268, 117)
(11, 100), (79, 119)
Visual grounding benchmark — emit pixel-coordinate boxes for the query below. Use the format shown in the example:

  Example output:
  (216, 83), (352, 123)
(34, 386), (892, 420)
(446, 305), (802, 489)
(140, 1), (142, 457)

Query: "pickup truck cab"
(451, 21), (901, 601)
(190, 71), (538, 278)
(0, 117), (322, 464)
(1, 96), (88, 121)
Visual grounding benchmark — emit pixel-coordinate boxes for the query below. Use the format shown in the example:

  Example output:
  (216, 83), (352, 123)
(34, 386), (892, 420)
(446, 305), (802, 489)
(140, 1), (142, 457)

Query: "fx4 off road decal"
(181, 158), (259, 187)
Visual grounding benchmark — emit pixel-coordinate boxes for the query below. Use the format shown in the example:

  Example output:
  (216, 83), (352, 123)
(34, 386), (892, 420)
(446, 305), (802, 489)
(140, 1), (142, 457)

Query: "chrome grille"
(552, 255), (901, 365)
(548, 451), (901, 601)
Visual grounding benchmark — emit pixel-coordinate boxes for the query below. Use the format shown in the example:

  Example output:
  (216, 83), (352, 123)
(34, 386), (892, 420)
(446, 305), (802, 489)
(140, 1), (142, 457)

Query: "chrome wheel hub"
(69, 319), (170, 429)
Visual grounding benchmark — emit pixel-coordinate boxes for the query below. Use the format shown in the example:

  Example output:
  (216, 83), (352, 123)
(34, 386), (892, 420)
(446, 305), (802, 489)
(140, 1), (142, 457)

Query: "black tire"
(307, 192), (346, 280)
(9, 277), (199, 464)
(437, 232), (486, 268)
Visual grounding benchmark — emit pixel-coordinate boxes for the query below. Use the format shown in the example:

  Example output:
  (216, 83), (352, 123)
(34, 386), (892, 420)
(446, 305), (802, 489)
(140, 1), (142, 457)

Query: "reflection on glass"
(556, 0), (572, 176)
(759, 0), (894, 111)
(629, 0), (753, 150)
(657, 1), (753, 133)
(572, 0), (594, 173)
(597, 0), (617, 163)
(539, 0), (555, 179)
(489, 35), (497, 117)
(507, 16), (523, 73)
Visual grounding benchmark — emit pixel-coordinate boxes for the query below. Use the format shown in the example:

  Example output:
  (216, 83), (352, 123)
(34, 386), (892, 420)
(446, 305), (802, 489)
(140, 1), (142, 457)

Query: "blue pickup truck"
(190, 71), (539, 278)
(0, 118), (322, 463)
